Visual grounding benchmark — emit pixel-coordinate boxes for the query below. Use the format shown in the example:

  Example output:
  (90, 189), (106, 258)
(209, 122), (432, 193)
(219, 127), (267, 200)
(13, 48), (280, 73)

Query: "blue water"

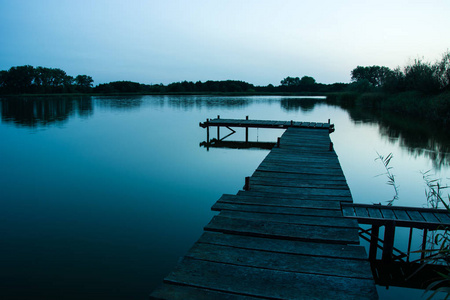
(1, 95), (449, 299)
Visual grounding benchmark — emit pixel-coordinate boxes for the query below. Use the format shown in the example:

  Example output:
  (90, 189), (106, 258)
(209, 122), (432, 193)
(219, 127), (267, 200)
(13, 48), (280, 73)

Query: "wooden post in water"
(382, 221), (395, 262)
(245, 116), (249, 143)
(421, 228), (428, 260)
(244, 176), (250, 191)
(369, 225), (380, 260)
(277, 137), (281, 148)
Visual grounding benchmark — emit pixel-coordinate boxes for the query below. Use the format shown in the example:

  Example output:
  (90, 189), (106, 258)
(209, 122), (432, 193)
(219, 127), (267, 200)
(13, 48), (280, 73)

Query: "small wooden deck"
(150, 121), (378, 299)
(342, 203), (450, 262)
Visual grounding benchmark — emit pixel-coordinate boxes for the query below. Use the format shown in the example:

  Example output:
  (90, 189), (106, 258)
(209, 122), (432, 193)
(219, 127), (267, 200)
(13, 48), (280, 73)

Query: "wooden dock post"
(369, 225), (380, 260)
(382, 221), (396, 262)
(243, 176), (250, 191)
(245, 116), (249, 143)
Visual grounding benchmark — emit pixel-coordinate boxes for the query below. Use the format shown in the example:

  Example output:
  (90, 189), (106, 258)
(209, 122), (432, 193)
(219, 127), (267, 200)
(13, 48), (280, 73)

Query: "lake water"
(1, 95), (449, 299)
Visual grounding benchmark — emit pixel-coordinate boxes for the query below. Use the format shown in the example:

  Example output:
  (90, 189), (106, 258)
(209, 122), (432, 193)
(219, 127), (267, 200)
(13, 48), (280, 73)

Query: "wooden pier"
(150, 119), (378, 299)
(342, 203), (450, 262)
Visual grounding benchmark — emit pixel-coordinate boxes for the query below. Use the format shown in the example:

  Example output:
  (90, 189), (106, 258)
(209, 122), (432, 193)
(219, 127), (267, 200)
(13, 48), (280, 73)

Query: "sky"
(1, 0), (449, 86)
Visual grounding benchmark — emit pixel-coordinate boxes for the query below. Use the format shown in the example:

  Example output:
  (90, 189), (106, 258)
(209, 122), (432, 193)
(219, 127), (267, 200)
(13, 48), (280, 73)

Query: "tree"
(300, 76), (316, 86)
(436, 51), (450, 91)
(351, 65), (392, 88)
(404, 59), (440, 94)
(75, 75), (94, 92)
(280, 76), (300, 87)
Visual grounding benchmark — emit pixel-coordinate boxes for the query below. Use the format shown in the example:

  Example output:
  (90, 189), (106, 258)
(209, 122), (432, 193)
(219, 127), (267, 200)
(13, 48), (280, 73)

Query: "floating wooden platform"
(342, 203), (450, 230)
(342, 203), (450, 262)
(150, 124), (378, 299)
(199, 117), (334, 131)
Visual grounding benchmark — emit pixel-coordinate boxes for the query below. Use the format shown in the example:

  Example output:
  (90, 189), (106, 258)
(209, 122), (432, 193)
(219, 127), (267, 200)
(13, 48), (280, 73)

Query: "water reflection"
(0, 96), (93, 127)
(326, 100), (450, 168)
(96, 96), (145, 110)
(2, 95), (450, 168)
(280, 97), (327, 112)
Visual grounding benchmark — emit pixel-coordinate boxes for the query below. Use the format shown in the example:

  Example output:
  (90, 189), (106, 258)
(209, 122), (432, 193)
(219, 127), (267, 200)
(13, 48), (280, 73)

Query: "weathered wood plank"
(212, 202), (342, 217)
(218, 194), (342, 209)
(236, 190), (354, 202)
(367, 208), (383, 219)
(150, 283), (261, 300)
(407, 210), (425, 222)
(218, 210), (359, 228)
(249, 177), (349, 189)
(434, 212), (450, 224)
(197, 232), (368, 260)
(256, 164), (345, 176)
(421, 212), (440, 223)
(393, 209), (410, 221)
(380, 208), (396, 220)
(251, 170), (347, 183)
(354, 207), (369, 218)
(186, 243), (373, 279)
(205, 215), (361, 244)
(165, 258), (378, 300)
(248, 184), (352, 198)
(342, 205), (356, 217)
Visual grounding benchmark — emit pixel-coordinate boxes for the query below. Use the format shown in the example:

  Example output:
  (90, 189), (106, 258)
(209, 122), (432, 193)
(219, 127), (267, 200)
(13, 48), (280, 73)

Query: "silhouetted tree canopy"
(350, 51), (450, 94)
(2, 52), (450, 96)
(0, 65), (93, 94)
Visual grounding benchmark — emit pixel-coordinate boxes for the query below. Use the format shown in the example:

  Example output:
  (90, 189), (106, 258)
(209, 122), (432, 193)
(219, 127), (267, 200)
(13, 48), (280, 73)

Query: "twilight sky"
(1, 0), (449, 86)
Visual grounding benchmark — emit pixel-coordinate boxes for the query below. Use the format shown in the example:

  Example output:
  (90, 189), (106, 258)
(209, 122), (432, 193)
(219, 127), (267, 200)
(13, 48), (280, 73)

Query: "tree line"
(1, 51), (449, 95)
(0, 65), (94, 94)
(349, 51), (450, 94)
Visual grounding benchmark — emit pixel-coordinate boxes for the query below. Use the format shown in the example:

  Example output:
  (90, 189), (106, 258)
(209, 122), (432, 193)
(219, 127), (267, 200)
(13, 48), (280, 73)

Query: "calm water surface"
(1, 95), (449, 299)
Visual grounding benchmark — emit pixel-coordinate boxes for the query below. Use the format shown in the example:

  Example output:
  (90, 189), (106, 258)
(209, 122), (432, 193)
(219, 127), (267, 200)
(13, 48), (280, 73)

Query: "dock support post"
(217, 126), (220, 140)
(382, 221), (395, 262)
(369, 225), (380, 260)
(407, 228), (413, 262)
(206, 126), (210, 143)
(277, 137), (281, 148)
(245, 116), (249, 142)
(421, 228), (428, 260)
(244, 177), (250, 191)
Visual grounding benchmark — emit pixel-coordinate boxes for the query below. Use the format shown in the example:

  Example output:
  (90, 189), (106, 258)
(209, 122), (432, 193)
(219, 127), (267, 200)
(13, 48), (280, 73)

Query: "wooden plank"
(197, 232), (368, 260)
(205, 215), (361, 244)
(393, 209), (411, 221)
(421, 212), (440, 223)
(165, 258), (378, 300)
(248, 184), (352, 198)
(256, 164), (345, 176)
(354, 207), (369, 218)
(434, 212), (450, 224)
(367, 208), (383, 219)
(212, 202), (342, 217)
(249, 177), (349, 190)
(218, 194), (342, 209)
(342, 205), (356, 217)
(251, 170), (347, 183)
(186, 243), (373, 279)
(150, 283), (261, 300)
(218, 210), (359, 228)
(380, 208), (396, 220)
(407, 210), (425, 222)
(236, 190), (353, 202)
